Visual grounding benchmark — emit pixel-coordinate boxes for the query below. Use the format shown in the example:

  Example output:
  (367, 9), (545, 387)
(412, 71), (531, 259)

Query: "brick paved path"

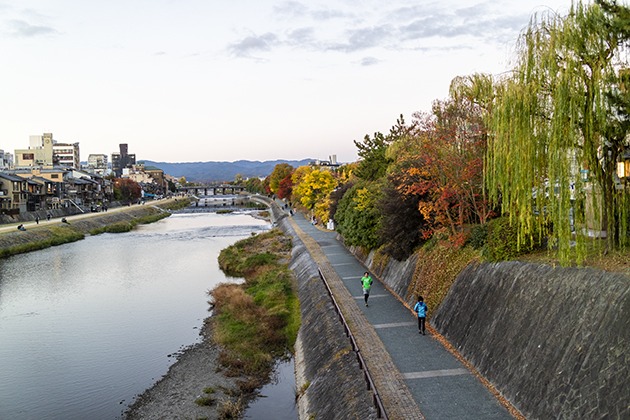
(286, 210), (514, 420)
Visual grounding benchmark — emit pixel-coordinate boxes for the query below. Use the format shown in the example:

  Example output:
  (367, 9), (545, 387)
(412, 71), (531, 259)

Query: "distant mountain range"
(141, 159), (314, 183)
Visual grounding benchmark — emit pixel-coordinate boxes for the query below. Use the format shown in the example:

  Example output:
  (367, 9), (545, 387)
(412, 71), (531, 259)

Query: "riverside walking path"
(286, 210), (516, 420)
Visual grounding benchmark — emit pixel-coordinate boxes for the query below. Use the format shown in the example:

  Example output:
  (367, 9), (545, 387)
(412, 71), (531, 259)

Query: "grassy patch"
(194, 395), (216, 406)
(210, 228), (300, 382)
(159, 197), (191, 211)
(89, 212), (170, 235)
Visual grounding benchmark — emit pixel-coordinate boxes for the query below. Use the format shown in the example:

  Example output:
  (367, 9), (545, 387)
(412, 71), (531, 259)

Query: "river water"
(0, 211), (281, 419)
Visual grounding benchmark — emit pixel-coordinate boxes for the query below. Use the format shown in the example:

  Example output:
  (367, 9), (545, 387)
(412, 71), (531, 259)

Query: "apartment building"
(87, 154), (108, 175)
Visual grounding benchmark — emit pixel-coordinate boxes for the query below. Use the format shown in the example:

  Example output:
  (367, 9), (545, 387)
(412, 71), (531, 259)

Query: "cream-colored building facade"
(14, 133), (80, 168)
(14, 133), (55, 166)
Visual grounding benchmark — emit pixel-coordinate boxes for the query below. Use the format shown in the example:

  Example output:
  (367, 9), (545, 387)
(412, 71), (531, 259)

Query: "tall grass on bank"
(211, 229), (300, 385)
(88, 212), (170, 235)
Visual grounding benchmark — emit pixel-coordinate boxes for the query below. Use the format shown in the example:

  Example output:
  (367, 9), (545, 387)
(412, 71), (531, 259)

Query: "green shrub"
(484, 217), (543, 261)
(334, 181), (382, 249)
(468, 224), (488, 249)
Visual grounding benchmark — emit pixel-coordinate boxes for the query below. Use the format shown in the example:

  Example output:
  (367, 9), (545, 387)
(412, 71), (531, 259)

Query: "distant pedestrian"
(46, 213), (51, 221)
(361, 272), (373, 307)
(35, 216), (39, 224)
(414, 296), (428, 335)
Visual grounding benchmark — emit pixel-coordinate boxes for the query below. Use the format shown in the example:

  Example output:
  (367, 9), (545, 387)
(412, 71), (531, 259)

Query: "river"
(0, 211), (273, 419)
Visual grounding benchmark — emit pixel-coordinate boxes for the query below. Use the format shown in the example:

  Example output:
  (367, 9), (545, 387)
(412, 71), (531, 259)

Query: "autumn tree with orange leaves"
(389, 86), (493, 243)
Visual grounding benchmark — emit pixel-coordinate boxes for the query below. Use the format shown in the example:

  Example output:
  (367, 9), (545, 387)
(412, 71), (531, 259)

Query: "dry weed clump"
(408, 242), (480, 317)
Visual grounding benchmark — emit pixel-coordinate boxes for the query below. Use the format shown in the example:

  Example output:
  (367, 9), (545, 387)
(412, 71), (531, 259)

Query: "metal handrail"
(318, 268), (387, 419)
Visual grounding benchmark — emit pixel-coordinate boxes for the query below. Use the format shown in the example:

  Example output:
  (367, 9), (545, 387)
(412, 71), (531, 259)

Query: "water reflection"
(244, 358), (297, 420)
(0, 212), (269, 420)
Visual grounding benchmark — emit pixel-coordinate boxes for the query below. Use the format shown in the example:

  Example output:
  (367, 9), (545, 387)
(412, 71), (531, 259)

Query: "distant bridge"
(177, 184), (246, 196)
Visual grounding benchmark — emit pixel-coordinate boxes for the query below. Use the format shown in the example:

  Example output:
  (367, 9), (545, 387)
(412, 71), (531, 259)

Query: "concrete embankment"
(431, 262), (629, 420)
(349, 246), (629, 419)
(265, 201), (378, 419)
(0, 203), (172, 254)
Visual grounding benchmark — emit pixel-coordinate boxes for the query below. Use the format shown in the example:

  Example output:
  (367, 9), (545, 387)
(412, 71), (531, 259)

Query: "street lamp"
(617, 149), (630, 184)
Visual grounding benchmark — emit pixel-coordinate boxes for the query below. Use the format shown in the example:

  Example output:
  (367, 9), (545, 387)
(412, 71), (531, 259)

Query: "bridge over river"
(177, 184), (245, 196)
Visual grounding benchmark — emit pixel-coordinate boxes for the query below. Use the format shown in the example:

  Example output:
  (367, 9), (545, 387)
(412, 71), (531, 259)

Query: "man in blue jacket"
(414, 296), (428, 335)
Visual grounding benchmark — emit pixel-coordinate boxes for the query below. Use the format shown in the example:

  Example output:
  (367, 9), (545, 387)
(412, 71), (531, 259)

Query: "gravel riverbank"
(124, 319), (243, 420)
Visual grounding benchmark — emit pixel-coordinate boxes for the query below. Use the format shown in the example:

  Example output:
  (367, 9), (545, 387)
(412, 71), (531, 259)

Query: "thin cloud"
(274, 1), (309, 17)
(359, 56), (380, 66)
(311, 9), (352, 21)
(8, 19), (57, 37)
(274, 1), (352, 21)
(229, 32), (279, 57)
(231, 1), (536, 58)
(328, 25), (393, 52)
(392, 2), (534, 45)
(286, 27), (315, 45)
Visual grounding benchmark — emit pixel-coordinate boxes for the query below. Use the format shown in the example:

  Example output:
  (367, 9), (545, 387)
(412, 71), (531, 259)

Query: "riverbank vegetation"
(211, 229), (300, 396)
(243, 1), (630, 321)
(88, 210), (171, 234)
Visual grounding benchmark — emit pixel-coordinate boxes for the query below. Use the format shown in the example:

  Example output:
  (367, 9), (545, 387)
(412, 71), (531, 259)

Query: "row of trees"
(251, 0), (630, 265)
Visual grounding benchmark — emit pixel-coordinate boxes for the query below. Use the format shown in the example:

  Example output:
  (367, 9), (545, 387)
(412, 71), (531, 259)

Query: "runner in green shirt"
(361, 272), (373, 307)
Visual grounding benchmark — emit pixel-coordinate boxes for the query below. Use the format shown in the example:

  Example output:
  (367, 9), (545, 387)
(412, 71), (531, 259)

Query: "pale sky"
(1, 0), (572, 164)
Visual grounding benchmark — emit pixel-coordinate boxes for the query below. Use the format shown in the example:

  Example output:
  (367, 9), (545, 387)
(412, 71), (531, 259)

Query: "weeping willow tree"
(488, 1), (630, 265)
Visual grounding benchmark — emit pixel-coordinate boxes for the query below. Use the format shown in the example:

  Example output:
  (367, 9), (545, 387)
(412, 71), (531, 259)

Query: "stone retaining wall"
(348, 245), (419, 305)
(346, 244), (628, 419)
(431, 261), (629, 420)
(267, 201), (377, 419)
(0, 206), (82, 225)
